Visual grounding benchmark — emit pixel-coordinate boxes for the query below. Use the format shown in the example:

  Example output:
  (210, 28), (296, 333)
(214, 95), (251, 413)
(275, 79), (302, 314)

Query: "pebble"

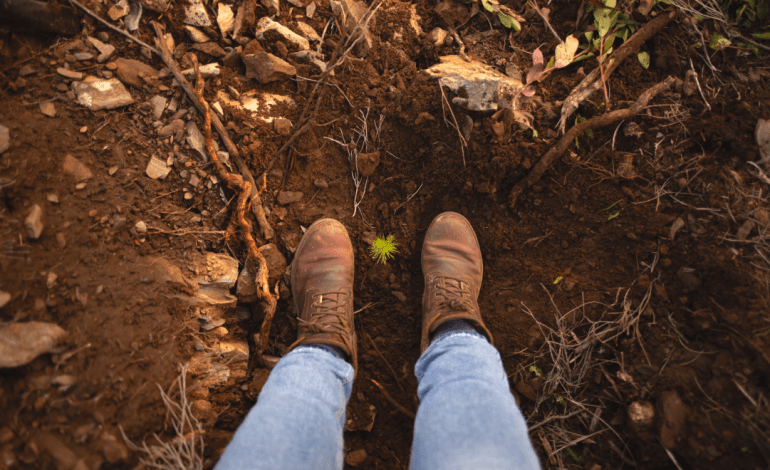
(392, 291), (407, 302)
(158, 119), (184, 137)
(627, 401), (655, 431)
(190, 174), (201, 187)
(181, 63), (221, 78)
(24, 205), (44, 239)
(107, 0), (130, 20)
(676, 266), (701, 291)
(146, 155), (171, 179)
(149, 95), (167, 120)
(0, 291), (10, 309)
(736, 219), (755, 241)
(274, 117), (292, 135)
(277, 191), (303, 205)
(47, 272), (57, 289)
(57, 67), (84, 80)
(39, 102), (56, 117)
(243, 52), (296, 83)
(659, 390), (688, 449)
(757, 119), (770, 161)
(79, 126), (88, 133)
(184, 0), (212, 27)
(185, 25), (211, 43)
(217, 3), (235, 36)
(0, 322), (66, 367)
(669, 217), (685, 241)
(254, 16), (310, 51)
(295, 21), (321, 42)
(0, 124), (8, 154)
(74, 52), (94, 61)
(73, 77), (134, 111)
(314, 178), (328, 189)
(109, 165), (119, 175)
(345, 449), (367, 467)
(357, 151), (380, 177)
(19, 65), (35, 76)
(101, 432), (129, 463)
(683, 70), (698, 97)
(134, 221), (147, 233)
(87, 36), (115, 63)
(191, 399), (212, 419)
(56, 233), (66, 249)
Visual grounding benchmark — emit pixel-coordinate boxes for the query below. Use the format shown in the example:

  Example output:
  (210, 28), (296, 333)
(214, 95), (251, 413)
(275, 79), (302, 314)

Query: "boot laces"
(304, 292), (351, 337)
(433, 278), (474, 313)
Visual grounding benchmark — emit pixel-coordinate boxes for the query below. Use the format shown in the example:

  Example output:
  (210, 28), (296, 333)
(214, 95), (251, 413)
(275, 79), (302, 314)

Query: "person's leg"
(410, 325), (541, 470)
(216, 219), (358, 470)
(215, 345), (353, 470)
(411, 212), (541, 470)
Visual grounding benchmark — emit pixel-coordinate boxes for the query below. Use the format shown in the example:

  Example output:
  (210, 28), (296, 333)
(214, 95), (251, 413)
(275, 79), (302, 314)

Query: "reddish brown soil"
(1, 0), (770, 469)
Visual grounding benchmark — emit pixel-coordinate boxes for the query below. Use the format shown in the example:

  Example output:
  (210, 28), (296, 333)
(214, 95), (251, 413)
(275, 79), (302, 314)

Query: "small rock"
(255, 17), (310, 51)
(191, 399), (212, 419)
(186, 121), (207, 159)
(184, 25), (211, 43)
(430, 27), (449, 46)
(134, 221), (147, 233)
(101, 432), (129, 463)
(756, 119), (770, 161)
(669, 217), (685, 241)
(330, 0), (374, 55)
(755, 208), (770, 226)
(19, 65), (35, 76)
(659, 390), (688, 449)
(108, 0), (130, 20)
(415, 112), (435, 125)
(87, 36), (116, 63)
(676, 266), (701, 291)
(0, 124), (8, 154)
(274, 118), (292, 135)
(47, 272), (58, 289)
(295, 22), (321, 42)
(56, 232), (66, 248)
(736, 219), (755, 241)
(0, 291), (11, 309)
(158, 119), (185, 138)
(277, 191), (304, 205)
(261, 0), (279, 14)
(73, 76), (134, 111)
(146, 155), (171, 179)
(0, 322), (66, 368)
(314, 178), (328, 189)
(683, 70), (698, 97)
(217, 3), (235, 36)
(628, 401), (655, 431)
(35, 433), (79, 470)
(425, 55), (523, 111)
(39, 102), (56, 117)
(24, 205), (44, 239)
(185, 0), (212, 27)
(233, 0), (257, 40)
(288, 50), (327, 74)
(392, 291), (406, 302)
(74, 52), (94, 61)
(357, 152), (380, 177)
(149, 95), (167, 120)
(345, 449), (367, 467)
(57, 67), (84, 80)
(192, 42), (227, 58)
(114, 58), (158, 88)
(244, 52), (296, 83)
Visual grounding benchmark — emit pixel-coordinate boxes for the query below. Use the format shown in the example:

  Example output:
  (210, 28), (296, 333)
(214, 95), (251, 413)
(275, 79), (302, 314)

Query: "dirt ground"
(1, 0), (770, 468)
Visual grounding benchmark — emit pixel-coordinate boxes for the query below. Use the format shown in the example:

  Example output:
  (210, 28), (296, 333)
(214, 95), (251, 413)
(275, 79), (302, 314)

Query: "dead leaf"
(638, 0), (654, 15)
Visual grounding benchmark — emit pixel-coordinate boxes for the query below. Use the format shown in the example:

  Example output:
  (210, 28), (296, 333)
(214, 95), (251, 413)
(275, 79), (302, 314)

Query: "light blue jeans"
(216, 331), (541, 470)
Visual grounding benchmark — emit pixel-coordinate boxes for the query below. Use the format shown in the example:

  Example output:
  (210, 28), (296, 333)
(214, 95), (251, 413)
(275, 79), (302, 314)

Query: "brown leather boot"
(288, 219), (357, 372)
(421, 212), (493, 353)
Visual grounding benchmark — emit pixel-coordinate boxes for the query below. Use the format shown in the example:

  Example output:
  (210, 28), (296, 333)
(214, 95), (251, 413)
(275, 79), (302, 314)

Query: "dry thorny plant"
(120, 364), (204, 470)
(325, 108), (385, 222)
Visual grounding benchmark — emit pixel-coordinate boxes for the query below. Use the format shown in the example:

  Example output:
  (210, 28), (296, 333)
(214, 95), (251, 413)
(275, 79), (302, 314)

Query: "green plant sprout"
(556, 396), (565, 405)
(529, 365), (543, 376)
(369, 234), (398, 264)
(566, 447), (582, 463)
(554, 276), (563, 284)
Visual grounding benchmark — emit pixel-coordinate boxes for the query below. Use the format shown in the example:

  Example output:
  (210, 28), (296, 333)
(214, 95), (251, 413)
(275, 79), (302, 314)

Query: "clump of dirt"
(1, 0), (770, 468)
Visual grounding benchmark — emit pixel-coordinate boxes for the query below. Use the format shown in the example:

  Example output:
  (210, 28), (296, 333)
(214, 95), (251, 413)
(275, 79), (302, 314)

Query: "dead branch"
(152, 24), (278, 363)
(510, 77), (675, 208)
(68, 0), (159, 54)
(370, 379), (416, 419)
(557, 10), (676, 134)
(365, 333), (403, 391)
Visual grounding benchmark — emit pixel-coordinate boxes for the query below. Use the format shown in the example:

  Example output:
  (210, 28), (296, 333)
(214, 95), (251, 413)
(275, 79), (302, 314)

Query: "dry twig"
(510, 77), (675, 208)
(369, 379), (416, 419)
(68, 0), (159, 54)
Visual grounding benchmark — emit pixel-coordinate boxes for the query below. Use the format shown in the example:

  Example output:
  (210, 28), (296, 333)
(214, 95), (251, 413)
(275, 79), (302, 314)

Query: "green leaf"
(608, 211), (619, 221)
(709, 33), (731, 49)
(481, 0), (495, 13)
(594, 7), (613, 37)
(572, 52), (595, 63)
(584, 31), (594, 42)
(585, 128), (594, 138)
(554, 276), (563, 284)
(555, 35), (580, 68)
(637, 51), (650, 68)
(602, 0), (616, 7)
(545, 56), (555, 70)
(753, 32), (770, 40)
(603, 32), (616, 51)
(498, 12), (521, 30)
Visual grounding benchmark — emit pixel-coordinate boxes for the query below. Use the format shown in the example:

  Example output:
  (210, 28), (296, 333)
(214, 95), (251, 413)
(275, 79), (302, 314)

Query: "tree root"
(510, 76), (675, 209)
(151, 23), (277, 363)
(557, 10), (676, 134)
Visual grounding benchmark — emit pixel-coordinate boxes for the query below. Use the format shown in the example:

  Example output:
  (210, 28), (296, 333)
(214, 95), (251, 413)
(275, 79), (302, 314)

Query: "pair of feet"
(287, 212), (493, 372)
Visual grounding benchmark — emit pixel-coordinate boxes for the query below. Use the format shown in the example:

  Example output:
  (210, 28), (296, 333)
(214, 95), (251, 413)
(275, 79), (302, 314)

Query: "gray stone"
(330, 0), (374, 56)
(295, 22), (321, 42)
(74, 52), (94, 61)
(756, 118), (770, 161)
(277, 191), (303, 205)
(87, 36), (115, 63)
(185, 25), (211, 43)
(628, 401), (655, 431)
(0, 125), (9, 154)
(244, 52), (296, 83)
(425, 55), (523, 111)
(57, 67), (84, 80)
(146, 155), (171, 179)
(149, 95), (167, 120)
(18, 65), (35, 76)
(63, 154), (93, 181)
(73, 76), (134, 111)
(134, 220), (147, 233)
(184, 0), (212, 27)
(158, 119), (185, 138)
(186, 121), (207, 160)
(288, 50), (326, 74)
(255, 17), (310, 51)
(24, 204), (44, 239)
(0, 322), (66, 368)
(125, 0), (142, 31)
(217, 3), (235, 36)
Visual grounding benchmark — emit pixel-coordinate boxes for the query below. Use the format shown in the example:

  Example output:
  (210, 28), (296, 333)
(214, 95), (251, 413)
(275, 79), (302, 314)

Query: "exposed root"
(120, 364), (204, 470)
(510, 77), (675, 209)
(370, 379), (416, 419)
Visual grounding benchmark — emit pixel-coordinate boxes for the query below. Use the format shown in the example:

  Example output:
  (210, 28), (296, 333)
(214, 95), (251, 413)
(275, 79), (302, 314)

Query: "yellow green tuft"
(369, 234), (398, 264)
